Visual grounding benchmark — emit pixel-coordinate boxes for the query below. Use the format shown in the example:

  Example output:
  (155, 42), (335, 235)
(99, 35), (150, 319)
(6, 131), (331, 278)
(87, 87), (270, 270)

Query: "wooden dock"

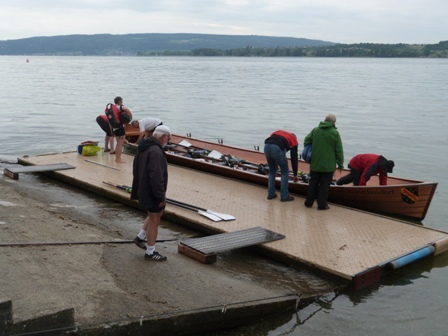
(14, 151), (448, 290)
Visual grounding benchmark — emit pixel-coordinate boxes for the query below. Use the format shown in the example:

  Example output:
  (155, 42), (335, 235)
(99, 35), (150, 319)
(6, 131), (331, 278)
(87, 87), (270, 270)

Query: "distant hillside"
(0, 33), (335, 56)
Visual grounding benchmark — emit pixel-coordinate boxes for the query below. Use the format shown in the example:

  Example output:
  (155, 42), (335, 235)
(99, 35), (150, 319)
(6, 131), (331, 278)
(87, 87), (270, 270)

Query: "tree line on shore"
(137, 41), (448, 58)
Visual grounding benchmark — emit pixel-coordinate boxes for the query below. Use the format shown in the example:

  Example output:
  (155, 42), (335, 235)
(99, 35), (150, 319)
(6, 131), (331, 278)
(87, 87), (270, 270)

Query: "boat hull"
(124, 127), (437, 221)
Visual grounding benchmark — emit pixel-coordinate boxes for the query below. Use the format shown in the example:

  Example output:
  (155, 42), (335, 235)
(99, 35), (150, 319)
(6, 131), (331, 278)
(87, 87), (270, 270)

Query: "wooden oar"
(102, 181), (235, 222)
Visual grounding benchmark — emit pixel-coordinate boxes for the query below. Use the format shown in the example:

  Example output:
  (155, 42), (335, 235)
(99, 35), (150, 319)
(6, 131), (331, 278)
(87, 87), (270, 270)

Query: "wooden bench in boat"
(178, 227), (285, 264)
(3, 163), (76, 180)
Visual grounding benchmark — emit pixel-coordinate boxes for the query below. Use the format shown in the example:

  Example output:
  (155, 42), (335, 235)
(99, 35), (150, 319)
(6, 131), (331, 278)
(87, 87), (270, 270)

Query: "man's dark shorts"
(147, 204), (166, 213)
(113, 125), (126, 137)
(96, 116), (113, 136)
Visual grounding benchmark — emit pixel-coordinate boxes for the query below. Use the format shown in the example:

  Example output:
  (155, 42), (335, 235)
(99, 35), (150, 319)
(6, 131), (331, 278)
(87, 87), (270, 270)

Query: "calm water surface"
(1, 56), (447, 335)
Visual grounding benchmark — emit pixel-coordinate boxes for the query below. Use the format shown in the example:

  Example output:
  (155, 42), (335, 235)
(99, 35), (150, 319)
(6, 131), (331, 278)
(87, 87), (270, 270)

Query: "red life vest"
(105, 104), (122, 128)
(104, 103), (132, 128)
(271, 130), (299, 147)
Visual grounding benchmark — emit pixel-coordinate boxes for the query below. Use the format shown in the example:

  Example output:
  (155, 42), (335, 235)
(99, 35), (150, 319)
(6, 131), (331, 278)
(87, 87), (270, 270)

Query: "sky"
(0, 0), (446, 44)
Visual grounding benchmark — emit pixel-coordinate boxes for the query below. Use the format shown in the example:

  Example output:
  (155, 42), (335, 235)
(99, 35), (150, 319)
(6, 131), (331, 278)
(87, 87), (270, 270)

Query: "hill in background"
(0, 33), (335, 56)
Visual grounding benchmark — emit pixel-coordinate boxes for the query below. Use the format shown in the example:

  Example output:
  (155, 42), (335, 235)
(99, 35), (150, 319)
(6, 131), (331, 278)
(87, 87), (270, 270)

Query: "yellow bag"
(78, 145), (101, 156)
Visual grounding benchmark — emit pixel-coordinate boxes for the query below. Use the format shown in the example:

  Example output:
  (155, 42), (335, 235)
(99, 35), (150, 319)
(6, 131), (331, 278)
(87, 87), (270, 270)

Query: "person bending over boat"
(336, 154), (394, 186)
(264, 130), (299, 202)
(304, 114), (344, 210)
(130, 117), (163, 143)
(131, 125), (171, 261)
(96, 114), (115, 153)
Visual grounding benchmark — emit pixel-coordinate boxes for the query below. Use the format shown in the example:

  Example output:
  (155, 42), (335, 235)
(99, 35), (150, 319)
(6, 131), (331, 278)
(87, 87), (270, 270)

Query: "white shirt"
(138, 118), (162, 132)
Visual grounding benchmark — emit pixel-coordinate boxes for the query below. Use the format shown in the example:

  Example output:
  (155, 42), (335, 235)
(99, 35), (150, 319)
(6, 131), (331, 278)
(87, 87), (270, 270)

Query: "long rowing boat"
(124, 125), (437, 221)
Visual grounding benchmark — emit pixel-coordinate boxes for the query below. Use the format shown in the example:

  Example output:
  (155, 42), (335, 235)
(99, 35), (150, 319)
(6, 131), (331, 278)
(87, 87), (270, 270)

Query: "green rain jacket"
(303, 121), (344, 172)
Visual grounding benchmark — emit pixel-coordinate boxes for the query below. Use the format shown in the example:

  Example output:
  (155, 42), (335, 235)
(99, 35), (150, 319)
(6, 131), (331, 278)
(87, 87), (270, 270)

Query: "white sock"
(146, 246), (155, 255)
(137, 230), (146, 240)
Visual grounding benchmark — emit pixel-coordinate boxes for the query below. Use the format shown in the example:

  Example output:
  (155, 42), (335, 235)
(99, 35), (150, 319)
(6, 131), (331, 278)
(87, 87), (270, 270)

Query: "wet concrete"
(0, 164), (339, 335)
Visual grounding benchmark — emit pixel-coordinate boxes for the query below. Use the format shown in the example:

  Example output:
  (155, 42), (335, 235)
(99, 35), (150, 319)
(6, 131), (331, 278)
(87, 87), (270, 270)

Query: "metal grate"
(180, 226), (285, 254)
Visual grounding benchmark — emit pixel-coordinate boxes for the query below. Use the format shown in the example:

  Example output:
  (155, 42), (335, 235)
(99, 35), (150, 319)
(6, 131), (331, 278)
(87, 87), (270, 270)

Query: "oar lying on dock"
(102, 181), (236, 222)
(166, 198), (236, 222)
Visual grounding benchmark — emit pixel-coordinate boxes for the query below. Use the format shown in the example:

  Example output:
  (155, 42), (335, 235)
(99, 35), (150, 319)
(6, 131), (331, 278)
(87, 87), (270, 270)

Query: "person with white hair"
(130, 117), (163, 143)
(303, 114), (344, 210)
(131, 125), (171, 261)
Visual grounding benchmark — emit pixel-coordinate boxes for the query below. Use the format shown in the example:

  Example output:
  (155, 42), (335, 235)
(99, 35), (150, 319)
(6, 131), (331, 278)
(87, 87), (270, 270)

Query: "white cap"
(154, 125), (171, 135)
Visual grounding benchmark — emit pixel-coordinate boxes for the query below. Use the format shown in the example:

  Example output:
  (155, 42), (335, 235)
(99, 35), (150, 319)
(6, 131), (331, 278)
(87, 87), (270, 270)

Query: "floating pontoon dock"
(13, 151), (448, 290)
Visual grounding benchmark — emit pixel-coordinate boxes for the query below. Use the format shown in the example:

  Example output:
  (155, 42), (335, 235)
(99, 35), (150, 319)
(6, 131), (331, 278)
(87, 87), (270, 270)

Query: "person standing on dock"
(336, 154), (394, 186)
(107, 96), (132, 163)
(304, 114), (344, 210)
(130, 117), (163, 143)
(264, 130), (299, 202)
(131, 125), (171, 261)
(96, 114), (115, 153)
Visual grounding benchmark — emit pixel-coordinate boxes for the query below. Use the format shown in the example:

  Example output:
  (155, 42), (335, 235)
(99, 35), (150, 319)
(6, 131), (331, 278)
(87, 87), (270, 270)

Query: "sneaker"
(304, 201), (313, 208)
(317, 205), (330, 210)
(133, 236), (146, 250)
(281, 195), (294, 202)
(144, 251), (167, 261)
(267, 193), (277, 200)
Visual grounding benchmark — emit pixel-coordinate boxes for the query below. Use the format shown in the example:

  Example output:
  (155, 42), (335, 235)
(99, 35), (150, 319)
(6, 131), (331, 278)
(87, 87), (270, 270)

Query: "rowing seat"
(178, 226), (285, 264)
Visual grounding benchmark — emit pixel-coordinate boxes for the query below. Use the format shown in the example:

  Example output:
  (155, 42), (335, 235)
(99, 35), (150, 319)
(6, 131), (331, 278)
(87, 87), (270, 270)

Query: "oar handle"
(116, 185), (132, 193)
(166, 198), (206, 212)
(102, 181), (132, 193)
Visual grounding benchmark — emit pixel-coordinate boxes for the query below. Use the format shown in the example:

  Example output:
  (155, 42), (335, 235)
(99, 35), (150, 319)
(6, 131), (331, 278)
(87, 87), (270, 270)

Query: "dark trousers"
(336, 165), (362, 186)
(305, 171), (334, 208)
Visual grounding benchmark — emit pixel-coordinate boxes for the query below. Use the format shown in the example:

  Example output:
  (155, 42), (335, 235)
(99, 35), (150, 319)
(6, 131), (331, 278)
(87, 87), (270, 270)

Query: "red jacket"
(265, 130), (299, 175)
(349, 154), (388, 185)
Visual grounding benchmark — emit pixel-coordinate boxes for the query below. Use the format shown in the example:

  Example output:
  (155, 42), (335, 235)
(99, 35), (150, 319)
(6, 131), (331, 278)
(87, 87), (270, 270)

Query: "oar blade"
(206, 210), (236, 221)
(198, 210), (223, 222)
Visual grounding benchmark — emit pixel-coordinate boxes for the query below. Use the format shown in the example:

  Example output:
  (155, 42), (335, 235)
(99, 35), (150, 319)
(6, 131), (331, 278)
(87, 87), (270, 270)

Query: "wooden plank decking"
(13, 151), (448, 290)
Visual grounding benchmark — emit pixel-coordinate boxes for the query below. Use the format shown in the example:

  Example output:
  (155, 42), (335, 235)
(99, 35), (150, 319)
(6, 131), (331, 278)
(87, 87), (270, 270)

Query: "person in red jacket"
(336, 154), (394, 186)
(264, 130), (299, 202)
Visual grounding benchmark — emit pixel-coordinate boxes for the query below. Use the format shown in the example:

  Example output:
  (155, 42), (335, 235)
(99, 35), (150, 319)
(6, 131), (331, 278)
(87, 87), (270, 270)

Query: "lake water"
(1, 56), (448, 335)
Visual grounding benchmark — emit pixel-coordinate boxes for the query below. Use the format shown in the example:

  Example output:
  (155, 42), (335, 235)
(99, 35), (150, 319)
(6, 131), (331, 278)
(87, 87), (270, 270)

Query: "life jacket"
(105, 103), (122, 128)
(104, 103), (132, 128)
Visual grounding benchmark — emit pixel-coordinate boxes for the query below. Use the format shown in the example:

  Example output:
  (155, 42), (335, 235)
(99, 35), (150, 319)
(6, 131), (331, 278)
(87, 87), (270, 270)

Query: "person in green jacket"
(303, 114), (344, 210)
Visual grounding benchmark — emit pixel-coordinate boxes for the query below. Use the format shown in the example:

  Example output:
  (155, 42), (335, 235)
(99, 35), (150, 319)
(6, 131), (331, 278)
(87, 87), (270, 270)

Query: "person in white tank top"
(131, 118), (163, 143)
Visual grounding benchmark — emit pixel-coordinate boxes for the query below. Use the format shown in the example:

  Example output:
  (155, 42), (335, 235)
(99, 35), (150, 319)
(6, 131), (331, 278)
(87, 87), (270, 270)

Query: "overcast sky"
(0, 0), (446, 44)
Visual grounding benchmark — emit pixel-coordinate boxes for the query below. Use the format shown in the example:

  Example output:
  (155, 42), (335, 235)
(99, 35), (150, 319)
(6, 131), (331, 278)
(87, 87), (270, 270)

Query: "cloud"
(0, 0), (447, 43)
